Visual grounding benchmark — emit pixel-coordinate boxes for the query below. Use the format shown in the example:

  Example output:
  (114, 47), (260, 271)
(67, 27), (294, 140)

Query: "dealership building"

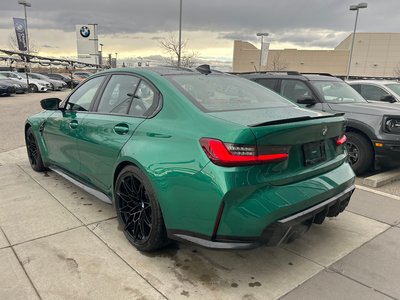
(233, 33), (400, 78)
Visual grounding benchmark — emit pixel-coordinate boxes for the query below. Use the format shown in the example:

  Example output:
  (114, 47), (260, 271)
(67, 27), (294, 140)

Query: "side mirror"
(380, 94), (396, 103)
(40, 98), (62, 110)
(297, 96), (317, 106)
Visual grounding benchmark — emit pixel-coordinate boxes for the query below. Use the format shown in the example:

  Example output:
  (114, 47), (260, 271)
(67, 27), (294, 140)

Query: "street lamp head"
(350, 2), (368, 10)
(256, 32), (269, 37)
(18, 0), (31, 7)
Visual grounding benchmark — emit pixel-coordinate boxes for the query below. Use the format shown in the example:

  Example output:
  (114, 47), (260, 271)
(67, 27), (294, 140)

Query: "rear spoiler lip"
(249, 113), (345, 127)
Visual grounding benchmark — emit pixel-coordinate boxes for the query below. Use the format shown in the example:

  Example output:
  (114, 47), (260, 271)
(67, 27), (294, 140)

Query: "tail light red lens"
(336, 135), (347, 146)
(200, 138), (289, 167)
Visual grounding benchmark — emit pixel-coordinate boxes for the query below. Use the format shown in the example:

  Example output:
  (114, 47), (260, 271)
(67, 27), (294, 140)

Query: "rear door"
(42, 76), (105, 174)
(77, 74), (160, 192)
(279, 79), (325, 111)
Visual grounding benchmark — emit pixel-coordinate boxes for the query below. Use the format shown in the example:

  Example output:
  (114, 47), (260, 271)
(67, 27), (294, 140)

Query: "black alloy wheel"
(25, 127), (47, 172)
(346, 132), (373, 175)
(115, 165), (169, 251)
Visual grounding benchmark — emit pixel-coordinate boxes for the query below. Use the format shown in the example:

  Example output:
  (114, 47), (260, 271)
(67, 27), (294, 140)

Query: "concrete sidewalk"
(0, 147), (399, 300)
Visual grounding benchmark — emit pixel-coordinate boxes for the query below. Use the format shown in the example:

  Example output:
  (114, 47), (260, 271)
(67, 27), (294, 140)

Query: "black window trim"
(61, 72), (163, 119)
(89, 72), (163, 119)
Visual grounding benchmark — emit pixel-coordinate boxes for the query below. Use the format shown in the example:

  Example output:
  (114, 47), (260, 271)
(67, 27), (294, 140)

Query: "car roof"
(238, 72), (343, 82)
(347, 80), (399, 85)
(97, 66), (218, 77)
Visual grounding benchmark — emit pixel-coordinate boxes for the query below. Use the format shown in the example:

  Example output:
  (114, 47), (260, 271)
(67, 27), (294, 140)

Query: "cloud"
(1, 0), (399, 58)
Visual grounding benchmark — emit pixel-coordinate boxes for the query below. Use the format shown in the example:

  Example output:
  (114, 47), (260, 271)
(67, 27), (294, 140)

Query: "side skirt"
(49, 166), (112, 204)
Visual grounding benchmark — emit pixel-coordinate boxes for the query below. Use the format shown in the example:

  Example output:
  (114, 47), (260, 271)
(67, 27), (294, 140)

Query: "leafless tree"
(159, 35), (199, 67)
(269, 53), (288, 71)
(8, 33), (40, 54)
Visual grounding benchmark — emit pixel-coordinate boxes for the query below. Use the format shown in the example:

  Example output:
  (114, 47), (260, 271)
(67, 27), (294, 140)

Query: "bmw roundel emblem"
(16, 23), (25, 33)
(322, 126), (328, 136)
(80, 26), (90, 38)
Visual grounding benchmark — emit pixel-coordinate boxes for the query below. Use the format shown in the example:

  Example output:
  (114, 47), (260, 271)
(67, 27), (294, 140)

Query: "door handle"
(113, 123), (129, 135)
(69, 120), (79, 129)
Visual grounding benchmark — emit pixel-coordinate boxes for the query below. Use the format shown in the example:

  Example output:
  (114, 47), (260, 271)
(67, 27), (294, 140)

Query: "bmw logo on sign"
(16, 23), (25, 33)
(80, 26), (90, 38)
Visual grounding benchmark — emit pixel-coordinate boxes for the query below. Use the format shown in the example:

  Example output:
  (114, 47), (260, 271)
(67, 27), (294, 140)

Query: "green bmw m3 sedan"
(25, 66), (355, 251)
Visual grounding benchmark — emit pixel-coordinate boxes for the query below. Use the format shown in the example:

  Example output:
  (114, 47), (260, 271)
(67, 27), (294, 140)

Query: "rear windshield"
(167, 74), (294, 112)
(311, 80), (366, 103)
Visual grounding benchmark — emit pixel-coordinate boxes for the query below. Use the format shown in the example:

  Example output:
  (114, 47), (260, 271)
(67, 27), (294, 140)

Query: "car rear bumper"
(169, 161), (355, 249)
(171, 185), (354, 249)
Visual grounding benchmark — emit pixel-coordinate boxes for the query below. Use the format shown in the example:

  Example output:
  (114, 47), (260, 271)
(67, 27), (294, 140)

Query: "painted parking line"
(355, 184), (400, 201)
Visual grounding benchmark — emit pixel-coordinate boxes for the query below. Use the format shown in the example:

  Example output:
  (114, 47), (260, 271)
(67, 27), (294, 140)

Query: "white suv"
(348, 80), (400, 103)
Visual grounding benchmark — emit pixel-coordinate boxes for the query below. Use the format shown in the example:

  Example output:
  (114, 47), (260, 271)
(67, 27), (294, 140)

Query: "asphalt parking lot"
(1, 92), (400, 299)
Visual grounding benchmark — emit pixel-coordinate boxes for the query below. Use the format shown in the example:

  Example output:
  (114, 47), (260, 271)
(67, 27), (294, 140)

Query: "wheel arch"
(24, 122), (32, 134)
(113, 160), (137, 188)
(345, 126), (375, 158)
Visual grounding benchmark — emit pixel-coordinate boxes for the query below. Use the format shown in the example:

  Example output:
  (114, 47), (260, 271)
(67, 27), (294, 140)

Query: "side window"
(281, 80), (313, 102)
(66, 76), (104, 111)
(255, 78), (279, 92)
(360, 84), (388, 101)
(349, 84), (361, 93)
(128, 81), (156, 117)
(97, 75), (140, 114)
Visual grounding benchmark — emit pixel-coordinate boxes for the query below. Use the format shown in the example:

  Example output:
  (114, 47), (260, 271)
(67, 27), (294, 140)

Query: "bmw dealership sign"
(76, 24), (98, 64)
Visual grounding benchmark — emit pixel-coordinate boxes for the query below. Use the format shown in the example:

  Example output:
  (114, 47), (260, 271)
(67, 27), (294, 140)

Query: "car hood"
(327, 102), (400, 116)
(208, 106), (333, 127)
(28, 78), (49, 85)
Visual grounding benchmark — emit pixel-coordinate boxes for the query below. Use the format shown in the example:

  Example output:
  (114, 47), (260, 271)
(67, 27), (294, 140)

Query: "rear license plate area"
(303, 141), (326, 166)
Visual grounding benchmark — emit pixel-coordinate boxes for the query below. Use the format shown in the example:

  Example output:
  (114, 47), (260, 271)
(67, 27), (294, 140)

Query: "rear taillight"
(200, 138), (289, 167)
(336, 135), (347, 146)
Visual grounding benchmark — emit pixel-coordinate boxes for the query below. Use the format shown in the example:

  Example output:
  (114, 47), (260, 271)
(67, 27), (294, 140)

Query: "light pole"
(99, 43), (103, 66)
(18, 0), (31, 87)
(178, 0), (182, 68)
(115, 52), (118, 68)
(256, 32), (269, 72)
(346, 2), (368, 80)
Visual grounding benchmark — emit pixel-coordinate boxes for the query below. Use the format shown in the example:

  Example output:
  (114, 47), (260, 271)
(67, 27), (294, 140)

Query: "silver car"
(28, 73), (66, 91)
(348, 80), (400, 103)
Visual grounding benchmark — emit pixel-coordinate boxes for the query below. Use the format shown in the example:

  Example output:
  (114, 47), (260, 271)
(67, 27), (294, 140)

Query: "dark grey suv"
(240, 72), (400, 175)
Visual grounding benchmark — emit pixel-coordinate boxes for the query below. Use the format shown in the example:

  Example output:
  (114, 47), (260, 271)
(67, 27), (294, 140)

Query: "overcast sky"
(1, 0), (399, 61)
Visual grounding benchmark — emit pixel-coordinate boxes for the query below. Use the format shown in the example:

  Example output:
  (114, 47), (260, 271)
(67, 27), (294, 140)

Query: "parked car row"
(0, 70), (95, 96)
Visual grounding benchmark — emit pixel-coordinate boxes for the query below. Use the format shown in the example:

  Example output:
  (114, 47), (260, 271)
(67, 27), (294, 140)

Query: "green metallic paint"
(26, 67), (355, 244)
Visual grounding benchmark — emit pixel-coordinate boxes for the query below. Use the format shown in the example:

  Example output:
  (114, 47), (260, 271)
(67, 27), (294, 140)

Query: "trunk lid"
(210, 108), (348, 185)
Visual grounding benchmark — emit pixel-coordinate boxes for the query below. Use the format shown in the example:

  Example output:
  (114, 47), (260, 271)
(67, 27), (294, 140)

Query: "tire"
(115, 165), (169, 251)
(25, 127), (47, 172)
(346, 132), (373, 175)
(29, 84), (38, 93)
